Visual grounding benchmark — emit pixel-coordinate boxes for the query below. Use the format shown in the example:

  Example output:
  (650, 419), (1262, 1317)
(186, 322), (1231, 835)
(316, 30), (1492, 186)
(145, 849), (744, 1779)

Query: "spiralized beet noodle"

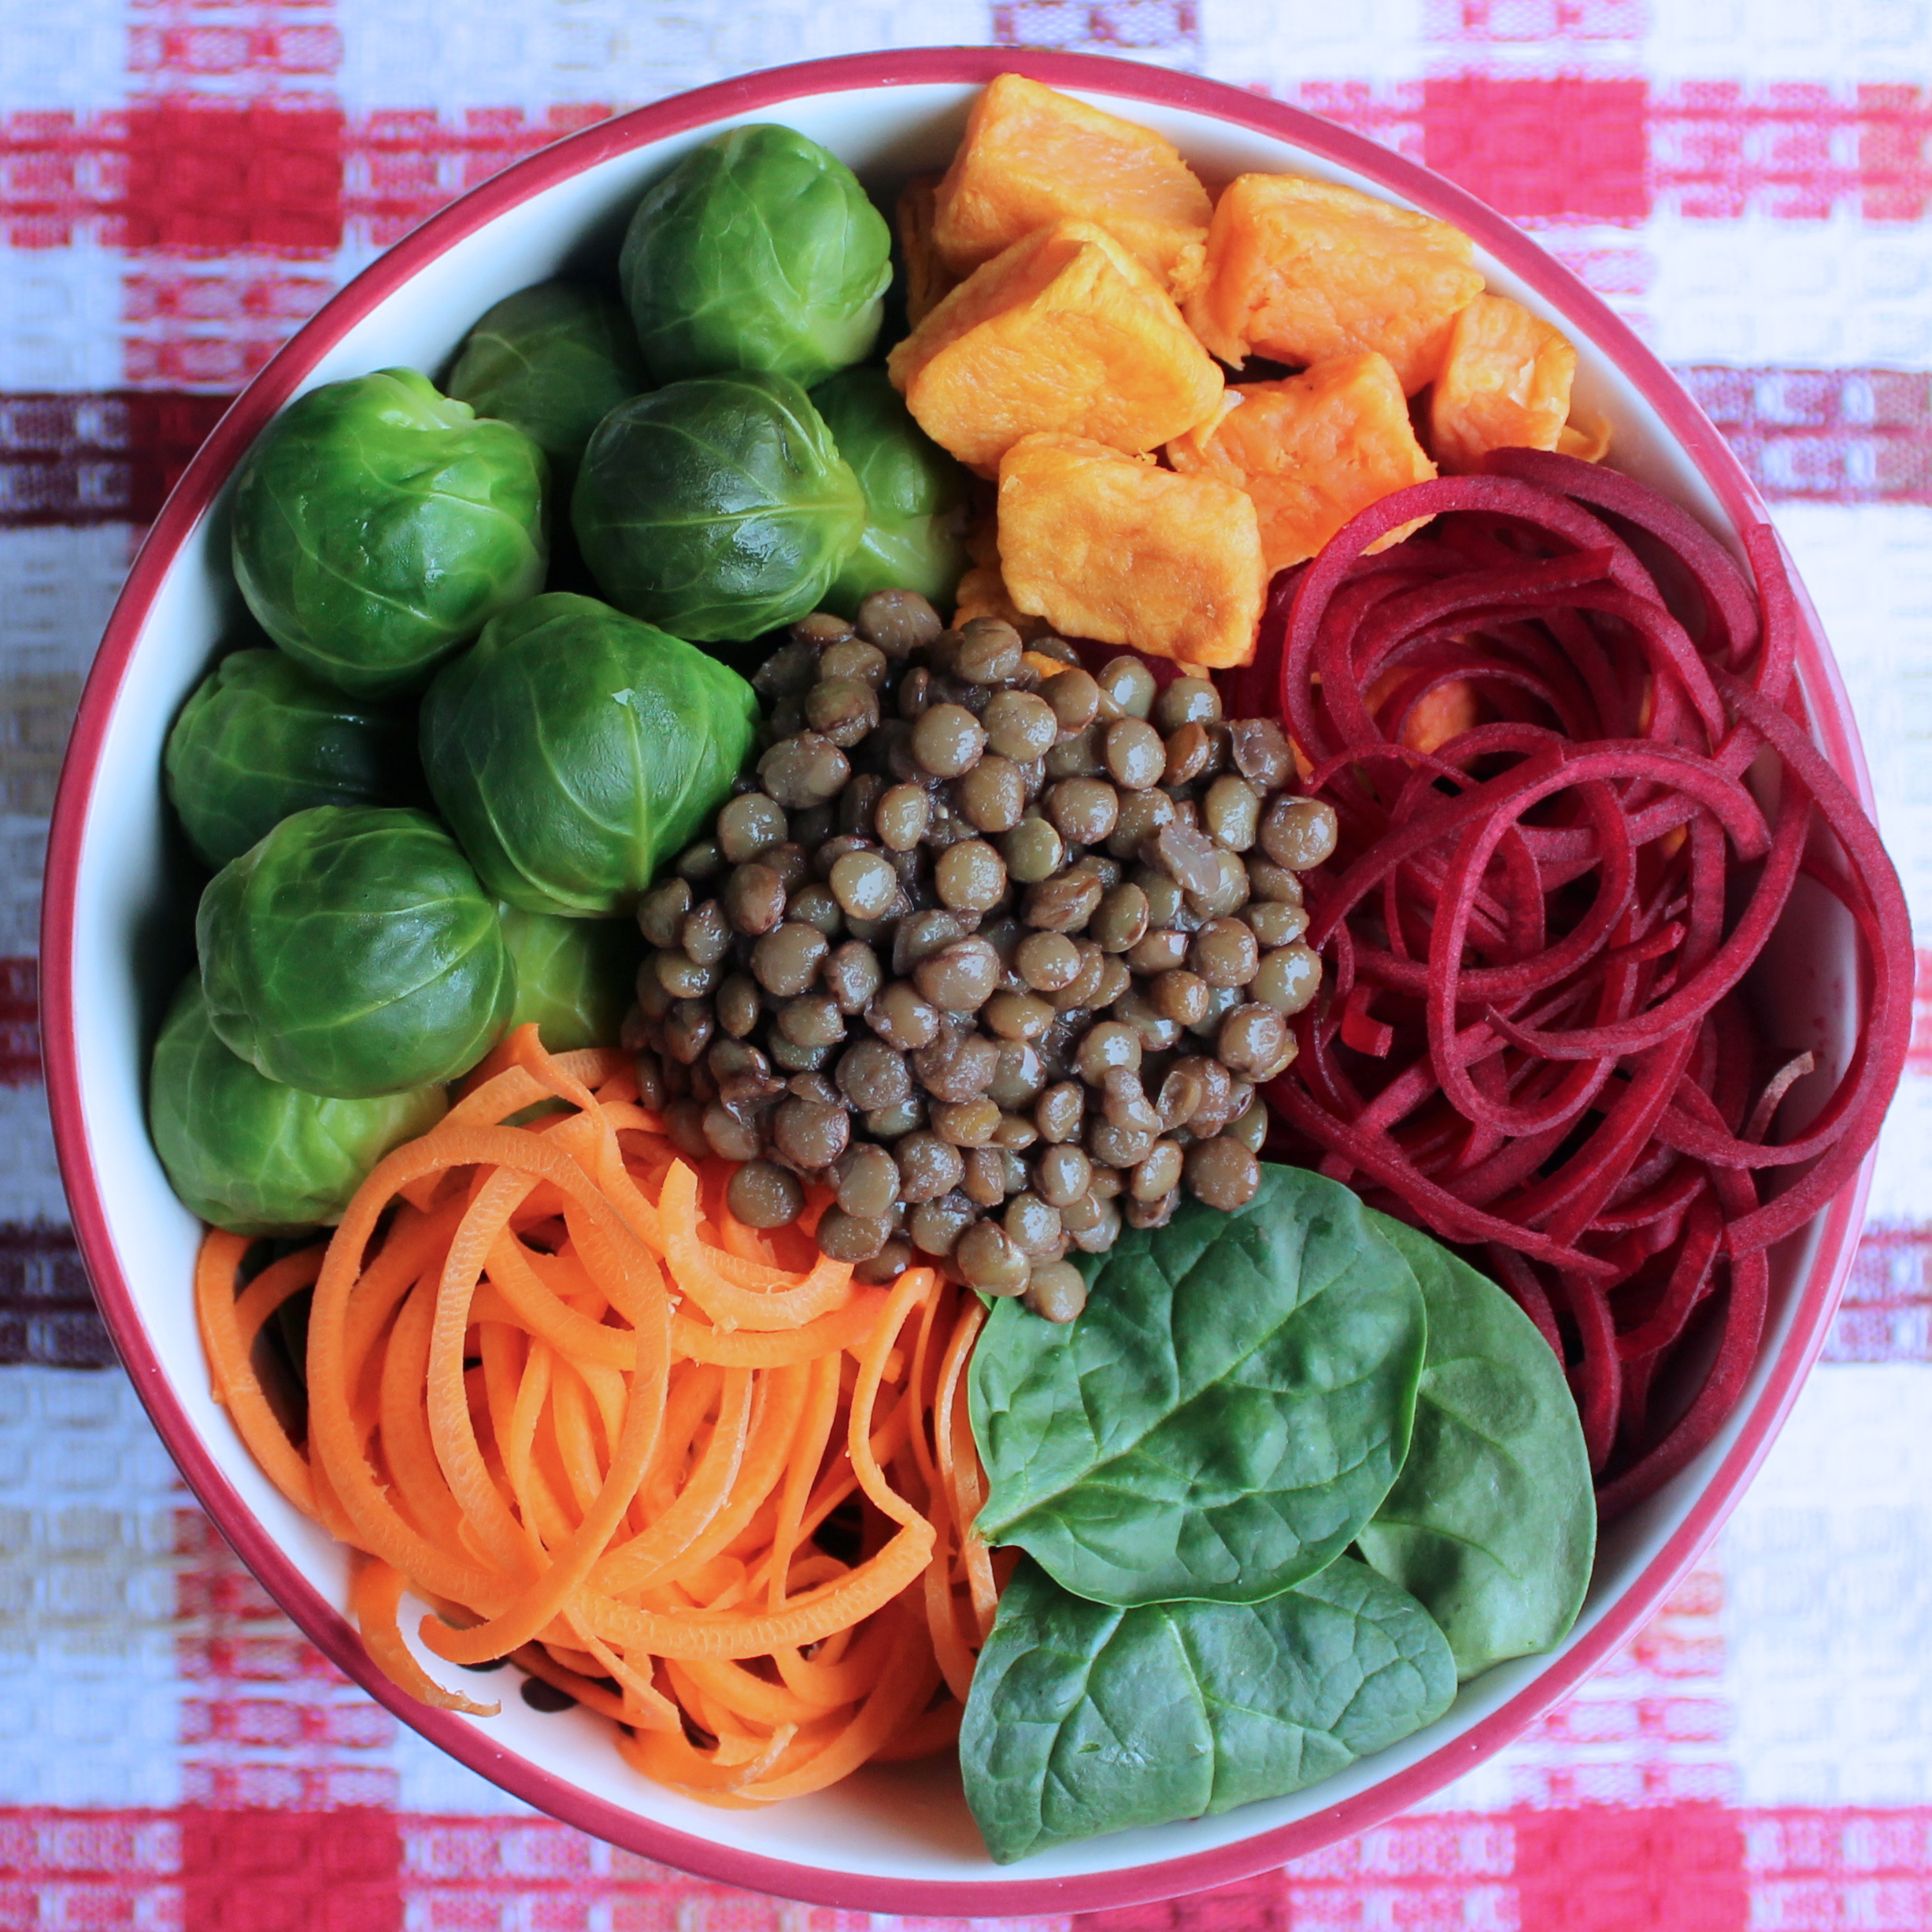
(1228, 448), (1911, 1519)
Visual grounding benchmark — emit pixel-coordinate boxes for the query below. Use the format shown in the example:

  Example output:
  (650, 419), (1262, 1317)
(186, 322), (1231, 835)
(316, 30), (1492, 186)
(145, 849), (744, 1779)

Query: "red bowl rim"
(39, 44), (1876, 1917)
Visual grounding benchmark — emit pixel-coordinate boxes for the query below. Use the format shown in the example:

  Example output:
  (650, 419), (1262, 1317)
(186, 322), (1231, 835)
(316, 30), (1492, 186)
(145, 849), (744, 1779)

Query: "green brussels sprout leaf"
(231, 368), (548, 698)
(498, 906), (639, 1052)
(164, 646), (419, 870)
(809, 368), (970, 616)
(423, 592), (758, 917)
(572, 372), (865, 642)
(445, 281), (646, 483)
(620, 124), (891, 388)
(197, 805), (515, 1098)
(149, 977), (447, 1236)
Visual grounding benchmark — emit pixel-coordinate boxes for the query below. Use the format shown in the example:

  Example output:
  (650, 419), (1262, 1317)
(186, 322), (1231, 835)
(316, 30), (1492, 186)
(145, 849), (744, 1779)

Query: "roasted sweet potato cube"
(1429, 293), (1580, 473)
(1553, 413), (1615, 461)
(1167, 353), (1437, 572)
(952, 499), (1046, 634)
(997, 433), (1266, 668)
(952, 560), (1048, 638)
(886, 220), (1224, 476)
(1183, 174), (1484, 394)
(897, 172), (958, 328)
(1559, 413), (1612, 462)
(1364, 662), (1481, 755)
(931, 72), (1212, 297)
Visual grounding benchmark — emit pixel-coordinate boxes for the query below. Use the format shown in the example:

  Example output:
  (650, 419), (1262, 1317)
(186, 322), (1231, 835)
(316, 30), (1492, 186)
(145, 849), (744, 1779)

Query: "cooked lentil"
(622, 596), (1334, 1297)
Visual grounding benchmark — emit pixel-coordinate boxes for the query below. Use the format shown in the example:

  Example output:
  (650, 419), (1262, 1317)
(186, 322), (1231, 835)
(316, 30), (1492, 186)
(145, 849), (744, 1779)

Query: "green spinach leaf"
(970, 1164), (1428, 1606)
(961, 1555), (1456, 1864)
(1355, 1213), (1595, 1680)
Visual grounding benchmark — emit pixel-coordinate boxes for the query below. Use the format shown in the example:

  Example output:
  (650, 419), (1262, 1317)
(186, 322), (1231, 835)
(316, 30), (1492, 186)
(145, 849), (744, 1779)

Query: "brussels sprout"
(445, 281), (646, 483)
(231, 368), (548, 698)
(499, 908), (638, 1052)
(149, 977), (446, 1236)
(620, 124), (892, 389)
(198, 805), (514, 1098)
(572, 372), (864, 642)
(810, 368), (970, 616)
(164, 646), (418, 870)
(422, 592), (757, 916)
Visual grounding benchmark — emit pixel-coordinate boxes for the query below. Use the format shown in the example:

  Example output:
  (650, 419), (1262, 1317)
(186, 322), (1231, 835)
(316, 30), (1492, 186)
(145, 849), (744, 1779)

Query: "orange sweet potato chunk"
(953, 561), (1049, 638)
(886, 220), (1224, 477)
(1364, 663), (1481, 755)
(1167, 353), (1437, 572)
(1429, 293), (1580, 473)
(1183, 174), (1484, 394)
(931, 73), (1212, 297)
(897, 173), (958, 328)
(997, 433), (1266, 668)
(1559, 412), (1612, 462)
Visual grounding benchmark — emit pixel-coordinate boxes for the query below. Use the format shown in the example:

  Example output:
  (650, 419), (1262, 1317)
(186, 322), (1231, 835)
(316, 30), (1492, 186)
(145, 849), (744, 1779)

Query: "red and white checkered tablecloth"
(4, 3), (1931, 1926)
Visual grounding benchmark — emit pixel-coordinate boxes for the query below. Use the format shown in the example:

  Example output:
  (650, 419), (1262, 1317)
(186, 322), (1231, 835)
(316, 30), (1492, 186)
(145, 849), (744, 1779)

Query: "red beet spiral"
(1234, 448), (1911, 1519)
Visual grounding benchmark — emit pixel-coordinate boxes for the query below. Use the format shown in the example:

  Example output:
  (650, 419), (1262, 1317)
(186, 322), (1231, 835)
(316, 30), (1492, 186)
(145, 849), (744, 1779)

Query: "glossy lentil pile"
(620, 589), (1337, 1319)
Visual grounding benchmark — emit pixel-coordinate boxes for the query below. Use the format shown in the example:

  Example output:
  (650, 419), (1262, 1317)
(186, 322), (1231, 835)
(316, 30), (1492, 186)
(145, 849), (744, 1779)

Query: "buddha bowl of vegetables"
(42, 46), (1897, 1915)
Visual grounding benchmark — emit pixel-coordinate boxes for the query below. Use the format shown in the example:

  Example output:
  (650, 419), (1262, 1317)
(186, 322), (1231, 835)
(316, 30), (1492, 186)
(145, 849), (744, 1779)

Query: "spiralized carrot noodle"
(194, 1023), (995, 1805)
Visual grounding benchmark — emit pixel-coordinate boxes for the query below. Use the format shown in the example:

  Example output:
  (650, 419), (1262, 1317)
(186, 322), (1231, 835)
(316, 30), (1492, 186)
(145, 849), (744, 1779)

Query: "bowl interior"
(54, 65), (1863, 1905)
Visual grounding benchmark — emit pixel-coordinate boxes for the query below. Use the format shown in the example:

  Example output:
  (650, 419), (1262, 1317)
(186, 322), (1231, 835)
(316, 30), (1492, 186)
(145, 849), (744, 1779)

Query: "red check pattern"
(4, 1), (1931, 1925)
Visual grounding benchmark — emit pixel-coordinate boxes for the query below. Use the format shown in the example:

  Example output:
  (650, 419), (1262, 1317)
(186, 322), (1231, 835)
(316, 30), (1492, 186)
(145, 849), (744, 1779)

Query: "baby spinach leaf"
(1355, 1213), (1596, 1681)
(970, 1164), (1427, 1606)
(961, 1555), (1456, 1864)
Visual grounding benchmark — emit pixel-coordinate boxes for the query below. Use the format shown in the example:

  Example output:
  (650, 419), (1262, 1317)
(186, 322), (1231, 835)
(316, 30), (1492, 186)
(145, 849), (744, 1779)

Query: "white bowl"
(41, 46), (1878, 1916)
